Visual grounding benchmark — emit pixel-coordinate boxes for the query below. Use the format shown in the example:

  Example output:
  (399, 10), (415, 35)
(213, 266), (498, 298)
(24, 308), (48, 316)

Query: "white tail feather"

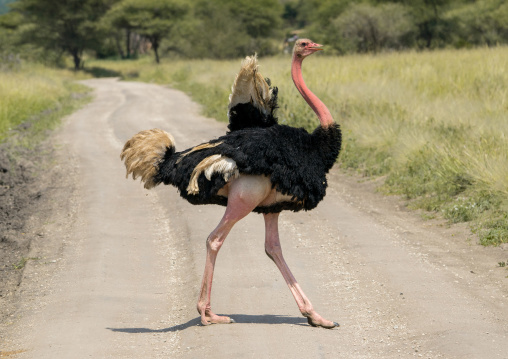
(187, 155), (239, 195)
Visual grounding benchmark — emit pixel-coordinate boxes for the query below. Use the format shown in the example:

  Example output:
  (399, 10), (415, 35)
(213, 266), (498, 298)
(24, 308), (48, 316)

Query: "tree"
(295, 0), (351, 30)
(329, 3), (416, 53)
(445, 0), (508, 47)
(162, 0), (282, 60)
(103, 0), (188, 63)
(300, 0), (354, 46)
(223, 0), (282, 39)
(171, 0), (250, 59)
(375, 0), (455, 48)
(12, 0), (114, 69)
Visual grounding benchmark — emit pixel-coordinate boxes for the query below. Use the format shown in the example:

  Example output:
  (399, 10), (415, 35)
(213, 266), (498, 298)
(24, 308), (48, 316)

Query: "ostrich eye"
(301, 42), (307, 47)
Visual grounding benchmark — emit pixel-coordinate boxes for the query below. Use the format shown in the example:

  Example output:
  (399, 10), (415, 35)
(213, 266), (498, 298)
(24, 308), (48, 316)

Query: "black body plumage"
(227, 83), (279, 133)
(155, 118), (342, 214)
(143, 59), (342, 214)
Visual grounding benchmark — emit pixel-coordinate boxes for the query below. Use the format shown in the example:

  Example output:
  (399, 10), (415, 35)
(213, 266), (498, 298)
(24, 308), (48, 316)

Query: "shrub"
(327, 3), (416, 54)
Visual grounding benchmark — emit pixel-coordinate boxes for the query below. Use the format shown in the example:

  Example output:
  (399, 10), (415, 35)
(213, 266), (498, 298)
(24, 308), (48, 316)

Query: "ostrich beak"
(309, 43), (324, 51)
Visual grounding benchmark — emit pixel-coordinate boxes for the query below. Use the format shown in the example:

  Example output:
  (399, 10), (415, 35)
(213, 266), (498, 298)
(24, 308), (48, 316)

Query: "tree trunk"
(126, 29), (131, 58)
(152, 39), (160, 63)
(71, 49), (81, 70)
(131, 33), (141, 57)
(115, 33), (126, 59)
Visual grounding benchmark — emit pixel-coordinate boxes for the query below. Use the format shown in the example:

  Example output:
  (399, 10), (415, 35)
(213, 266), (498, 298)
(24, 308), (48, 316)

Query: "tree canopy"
(1, 0), (507, 65)
(9, 0), (112, 69)
(102, 0), (188, 63)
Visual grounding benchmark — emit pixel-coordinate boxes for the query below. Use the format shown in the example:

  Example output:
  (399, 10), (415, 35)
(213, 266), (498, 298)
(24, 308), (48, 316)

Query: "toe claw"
(333, 322), (340, 327)
(229, 318), (236, 324)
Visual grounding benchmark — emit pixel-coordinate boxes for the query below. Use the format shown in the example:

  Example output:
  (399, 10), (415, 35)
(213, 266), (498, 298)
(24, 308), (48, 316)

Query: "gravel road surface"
(1, 79), (507, 358)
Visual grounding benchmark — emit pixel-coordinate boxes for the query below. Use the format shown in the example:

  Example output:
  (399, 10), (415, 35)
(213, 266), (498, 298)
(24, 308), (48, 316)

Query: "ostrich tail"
(120, 129), (175, 189)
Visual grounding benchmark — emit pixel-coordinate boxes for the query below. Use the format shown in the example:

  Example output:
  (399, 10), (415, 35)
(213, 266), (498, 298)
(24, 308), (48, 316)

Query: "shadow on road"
(81, 66), (122, 78)
(230, 314), (307, 326)
(107, 314), (307, 333)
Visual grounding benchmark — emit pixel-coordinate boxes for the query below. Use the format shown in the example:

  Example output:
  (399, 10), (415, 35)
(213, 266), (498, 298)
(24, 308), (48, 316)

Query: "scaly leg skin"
(196, 175), (271, 326)
(263, 213), (339, 329)
(196, 228), (235, 325)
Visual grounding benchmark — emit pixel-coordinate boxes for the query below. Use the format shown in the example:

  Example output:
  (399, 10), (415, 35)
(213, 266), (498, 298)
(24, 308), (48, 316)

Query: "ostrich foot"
(304, 311), (339, 329)
(198, 307), (235, 326)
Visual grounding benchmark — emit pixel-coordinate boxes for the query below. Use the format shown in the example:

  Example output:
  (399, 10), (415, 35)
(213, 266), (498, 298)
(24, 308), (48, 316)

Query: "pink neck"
(291, 54), (334, 128)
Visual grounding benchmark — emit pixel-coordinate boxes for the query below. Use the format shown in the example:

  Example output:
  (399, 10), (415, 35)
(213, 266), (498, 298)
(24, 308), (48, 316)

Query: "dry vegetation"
(0, 63), (91, 309)
(0, 63), (90, 143)
(91, 47), (507, 245)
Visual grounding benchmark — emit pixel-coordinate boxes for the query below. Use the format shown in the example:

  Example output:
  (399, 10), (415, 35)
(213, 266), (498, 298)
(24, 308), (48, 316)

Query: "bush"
(327, 3), (416, 54)
(446, 0), (508, 47)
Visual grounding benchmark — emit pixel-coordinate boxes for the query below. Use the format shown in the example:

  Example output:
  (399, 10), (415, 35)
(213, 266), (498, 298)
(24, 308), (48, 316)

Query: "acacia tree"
(103, 0), (188, 63)
(12, 0), (113, 69)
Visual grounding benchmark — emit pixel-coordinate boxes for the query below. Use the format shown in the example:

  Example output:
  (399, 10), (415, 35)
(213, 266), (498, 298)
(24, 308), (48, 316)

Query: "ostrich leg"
(263, 213), (339, 329)
(196, 210), (239, 325)
(196, 176), (270, 325)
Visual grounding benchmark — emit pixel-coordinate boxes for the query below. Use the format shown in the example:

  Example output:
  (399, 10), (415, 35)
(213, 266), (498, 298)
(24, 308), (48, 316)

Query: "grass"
(0, 62), (91, 145)
(12, 256), (40, 270)
(89, 47), (508, 246)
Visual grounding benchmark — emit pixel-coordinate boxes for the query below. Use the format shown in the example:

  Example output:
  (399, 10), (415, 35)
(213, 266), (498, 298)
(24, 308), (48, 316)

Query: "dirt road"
(1, 79), (507, 358)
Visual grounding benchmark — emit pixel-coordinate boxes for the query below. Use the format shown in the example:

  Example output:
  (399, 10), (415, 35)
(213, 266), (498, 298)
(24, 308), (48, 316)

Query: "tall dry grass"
(0, 63), (90, 144)
(91, 47), (508, 245)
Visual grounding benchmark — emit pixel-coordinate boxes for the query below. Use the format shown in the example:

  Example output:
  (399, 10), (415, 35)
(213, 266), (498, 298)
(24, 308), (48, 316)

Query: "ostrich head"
(293, 39), (323, 59)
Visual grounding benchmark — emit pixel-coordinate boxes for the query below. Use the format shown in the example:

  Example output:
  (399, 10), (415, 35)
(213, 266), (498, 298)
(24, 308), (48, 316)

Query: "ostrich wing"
(227, 55), (278, 133)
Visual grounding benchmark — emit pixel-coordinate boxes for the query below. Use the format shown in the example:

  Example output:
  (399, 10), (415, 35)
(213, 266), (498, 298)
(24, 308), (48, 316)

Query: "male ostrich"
(121, 39), (341, 329)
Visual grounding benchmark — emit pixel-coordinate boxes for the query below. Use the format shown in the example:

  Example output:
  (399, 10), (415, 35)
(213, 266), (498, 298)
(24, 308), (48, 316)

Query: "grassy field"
(0, 63), (91, 145)
(91, 47), (508, 245)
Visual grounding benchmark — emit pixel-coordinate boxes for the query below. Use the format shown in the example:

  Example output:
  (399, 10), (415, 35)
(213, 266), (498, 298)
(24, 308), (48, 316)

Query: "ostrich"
(121, 39), (341, 329)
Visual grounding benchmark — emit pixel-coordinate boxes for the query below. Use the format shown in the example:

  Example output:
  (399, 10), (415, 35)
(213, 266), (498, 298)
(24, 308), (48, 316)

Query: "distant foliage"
(172, 0), (251, 59)
(2, 0), (508, 63)
(0, 0), (15, 14)
(327, 3), (416, 53)
(172, 0), (282, 59)
(7, 0), (111, 69)
(102, 0), (188, 63)
(0, 52), (21, 71)
(445, 0), (508, 48)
